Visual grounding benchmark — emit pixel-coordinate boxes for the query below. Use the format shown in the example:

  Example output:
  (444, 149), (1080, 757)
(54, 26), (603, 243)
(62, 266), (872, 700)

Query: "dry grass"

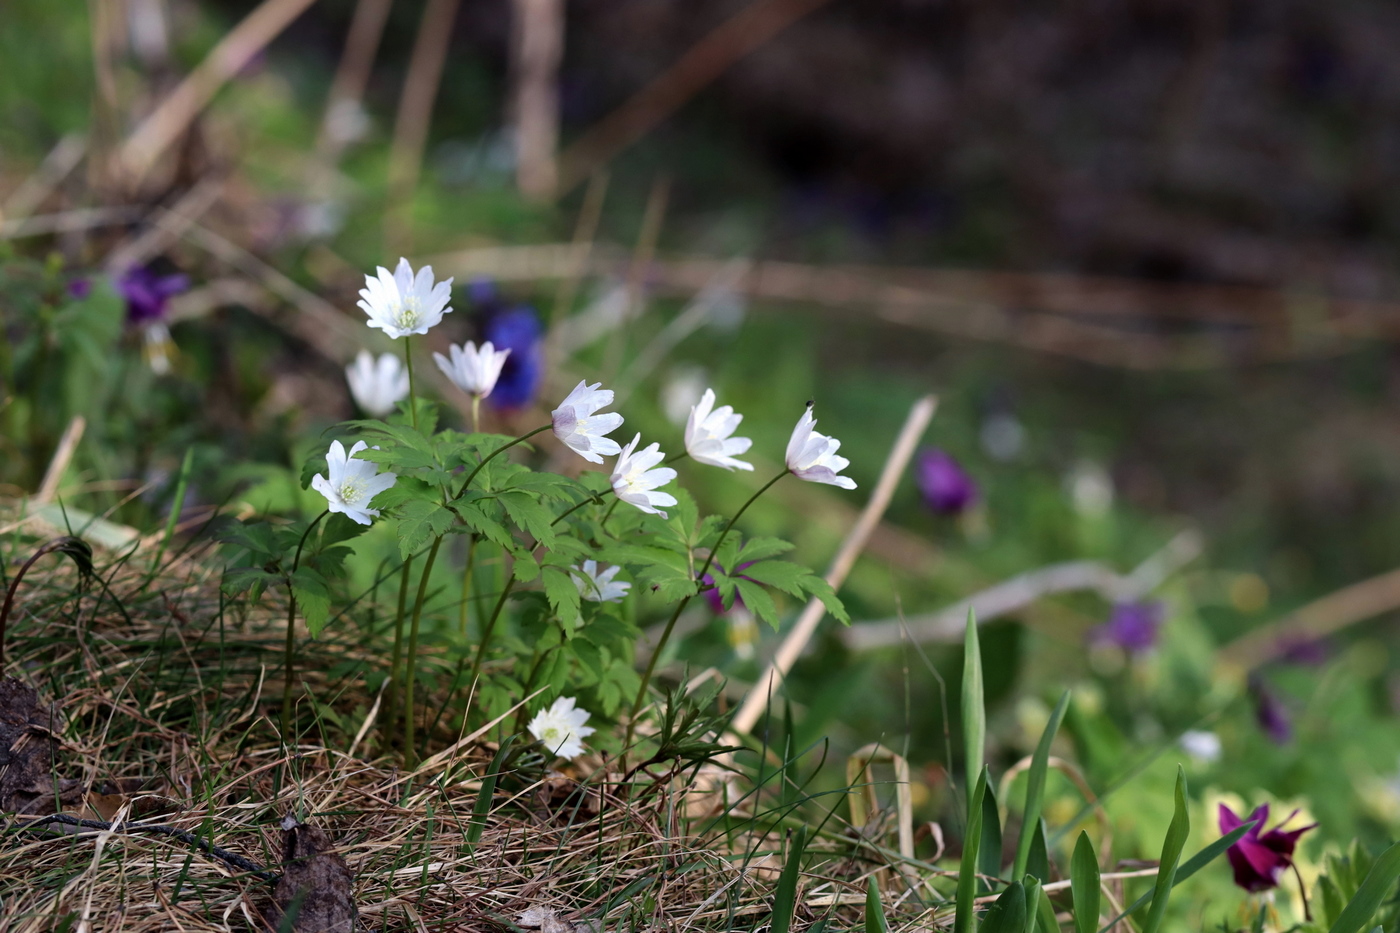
(0, 513), (941, 932)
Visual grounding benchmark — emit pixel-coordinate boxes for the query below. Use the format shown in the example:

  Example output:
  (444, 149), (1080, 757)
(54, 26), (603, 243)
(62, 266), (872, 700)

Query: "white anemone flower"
(433, 340), (511, 398)
(345, 351), (409, 417)
(784, 403), (857, 489)
(571, 560), (631, 603)
(527, 696), (596, 760)
(685, 388), (754, 471)
(311, 440), (398, 525)
(357, 257), (453, 338)
(610, 434), (678, 518)
(551, 380), (624, 463)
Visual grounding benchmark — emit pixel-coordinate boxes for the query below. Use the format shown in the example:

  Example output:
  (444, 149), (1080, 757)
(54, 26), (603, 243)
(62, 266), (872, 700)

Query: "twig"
(554, 0), (835, 195)
(15, 814), (278, 882)
(1, 134), (87, 221)
(843, 529), (1203, 651)
(35, 416), (87, 505)
(510, 0), (565, 200)
(314, 0), (395, 163)
(0, 206), (145, 240)
(384, 0), (462, 254)
(731, 394), (938, 735)
(118, 0), (319, 183)
(103, 175), (227, 274)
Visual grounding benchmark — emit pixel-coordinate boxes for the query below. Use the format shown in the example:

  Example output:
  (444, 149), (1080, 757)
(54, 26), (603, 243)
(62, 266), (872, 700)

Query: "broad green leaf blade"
(1328, 839), (1400, 933)
(1022, 877), (1044, 933)
(979, 784), (1004, 891)
(865, 878), (890, 933)
(1071, 831), (1101, 933)
(467, 735), (516, 845)
(980, 881), (1026, 933)
(962, 608), (985, 805)
(1026, 819), (1050, 884)
(1012, 690), (1070, 880)
(956, 766), (990, 933)
(1097, 820), (1256, 933)
(1141, 766), (1190, 933)
(1033, 882), (1058, 933)
(771, 825), (809, 933)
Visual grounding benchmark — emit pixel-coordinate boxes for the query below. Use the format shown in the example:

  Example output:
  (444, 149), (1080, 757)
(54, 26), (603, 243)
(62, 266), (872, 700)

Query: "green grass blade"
(1026, 818), (1050, 883)
(980, 881), (1026, 933)
(962, 608), (985, 807)
(979, 783), (1003, 890)
(1328, 839), (1400, 933)
(466, 734), (516, 845)
(1097, 820), (1256, 933)
(956, 766), (990, 933)
(1141, 766), (1190, 933)
(1022, 877), (1043, 933)
(1012, 690), (1070, 880)
(866, 877), (890, 933)
(1033, 881), (1058, 933)
(1071, 831), (1101, 933)
(771, 824), (809, 933)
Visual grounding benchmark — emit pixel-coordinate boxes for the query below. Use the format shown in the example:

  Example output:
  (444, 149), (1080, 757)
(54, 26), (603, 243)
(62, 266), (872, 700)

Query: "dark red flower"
(1218, 803), (1316, 893)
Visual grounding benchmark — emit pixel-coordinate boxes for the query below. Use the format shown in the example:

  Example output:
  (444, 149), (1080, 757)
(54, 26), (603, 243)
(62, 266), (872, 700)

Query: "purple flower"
(67, 278), (92, 299)
(482, 305), (544, 410)
(701, 561), (756, 615)
(1218, 803), (1316, 893)
(117, 266), (189, 325)
(1091, 601), (1163, 654)
(914, 448), (978, 515)
(1252, 681), (1293, 744)
(1280, 637), (1329, 666)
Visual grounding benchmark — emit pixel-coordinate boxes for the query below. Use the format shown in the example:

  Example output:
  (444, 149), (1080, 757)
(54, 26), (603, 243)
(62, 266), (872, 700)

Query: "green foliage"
(1071, 832), (1101, 933)
(1012, 690), (1070, 880)
(1140, 766), (1190, 933)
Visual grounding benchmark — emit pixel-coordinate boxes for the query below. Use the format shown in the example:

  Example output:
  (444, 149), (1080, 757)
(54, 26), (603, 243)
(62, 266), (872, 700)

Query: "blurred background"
(5, 0), (1400, 916)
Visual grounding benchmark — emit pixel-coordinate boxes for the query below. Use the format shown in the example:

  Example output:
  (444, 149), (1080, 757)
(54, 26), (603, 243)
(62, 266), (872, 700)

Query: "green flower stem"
(458, 535), (476, 638)
(599, 497), (622, 534)
(624, 470), (788, 748)
(663, 450), (690, 465)
(470, 394), (481, 433)
(550, 493), (605, 528)
(404, 335), (419, 431)
(454, 424), (551, 498)
(402, 535), (444, 769)
(466, 575), (517, 703)
(281, 509), (330, 738)
(383, 553), (415, 752)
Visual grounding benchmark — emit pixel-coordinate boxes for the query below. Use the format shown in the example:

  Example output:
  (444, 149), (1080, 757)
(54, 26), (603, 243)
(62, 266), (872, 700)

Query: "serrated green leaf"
(456, 502), (514, 549)
(801, 575), (848, 624)
(499, 491), (556, 547)
(396, 500), (455, 558)
(736, 536), (795, 564)
(512, 548), (541, 582)
(740, 560), (810, 597)
(542, 566), (582, 624)
(290, 568), (332, 637)
(736, 578), (780, 629)
(371, 475), (439, 510)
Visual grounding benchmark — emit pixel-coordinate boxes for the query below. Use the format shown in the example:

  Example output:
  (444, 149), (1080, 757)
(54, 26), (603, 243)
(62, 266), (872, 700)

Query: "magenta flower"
(914, 448), (977, 515)
(1091, 601), (1163, 654)
(1252, 680), (1294, 744)
(117, 266), (189, 324)
(1218, 803), (1316, 893)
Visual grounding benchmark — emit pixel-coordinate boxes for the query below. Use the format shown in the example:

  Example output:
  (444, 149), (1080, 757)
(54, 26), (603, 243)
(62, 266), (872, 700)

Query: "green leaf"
(290, 569), (332, 637)
(1022, 877), (1046, 933)
(771, 825), (808, 933)
(736, 536), (795, 564)
(1329, 840), (1400, 933)
(979, 783), (1003, 891)
(395, 500), (456, 559)
(371, 474), (439, 510)
(1012, 690), (1070, 880)
(801, 575), (849, 624)
(1071, 832), (1101, 933)
(541, 566), (581, 624)
(962, 608), (985, 810)
(980, 881), (1026, 933)
(737, 560), (809, 597)
(955, 766), (989, 933)
(500, 491), (557, 547)
(1140, 766), (1190, 933)
(466, 735), (516, 845)
(736, 578), (781, 629)
(455, 502), (514, 549)
(512, 548), (541, 583)
(1097, 819), (1257, 933)
(1026, 819), (1050, 884)
(865, 877), (889, 933)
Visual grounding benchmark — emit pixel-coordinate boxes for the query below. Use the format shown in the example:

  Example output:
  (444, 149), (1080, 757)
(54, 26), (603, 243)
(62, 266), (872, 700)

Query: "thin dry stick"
(384, 0), (462, 254)
(602, 176), (669, 382)
(103, 175), (227, 274)
(117, 0), (319, 182)
(1, 135), (88, 221)
(510, 0), (565, 200)
(554, 0), (835, 195)
(35, 416), (87, 505)
(731, 394), (938, 736)
(0, 206), (143, 240)
(86, 0), (121, 194)
(314, 0), (395, 162)
(1219, 565), (1400, 669)
(547, 170), (610, 332)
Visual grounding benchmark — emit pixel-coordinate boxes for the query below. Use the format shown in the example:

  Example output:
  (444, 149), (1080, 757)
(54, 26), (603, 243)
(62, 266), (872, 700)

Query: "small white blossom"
(784, 403), (856, 489)
(610, 434), (678, 518)
(345, 350), (409, 417)
(311, 440), (398, 525)
(433, 340), (511, 398)
(551, 380), (624, 463)
(685, 388), (754, 471)
(527, 696), (596, 760)
(1179, 730), (1223, 764)
(357, 257), (453, 338)
(571, 560), (631, 603)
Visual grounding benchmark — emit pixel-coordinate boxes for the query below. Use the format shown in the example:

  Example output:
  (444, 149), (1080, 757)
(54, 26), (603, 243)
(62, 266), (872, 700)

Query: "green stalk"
(454, 424), (551, 498)
(383, 554), (416, 752)
(458, 535), (476, 638)
(470, 394), (481, 433)
(465, 575), (517, 700)
(404, 335), (419, 430)
(402, 536), (444, 768)
(146, 446), (194, 581)
(624, 470), (787, 747)
(281, 509), (329, 737)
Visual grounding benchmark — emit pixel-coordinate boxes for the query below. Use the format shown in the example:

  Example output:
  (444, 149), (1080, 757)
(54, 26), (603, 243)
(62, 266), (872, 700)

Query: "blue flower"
(914, 448), (977, 515)
(1091, 601), (1163, 654)
(482, 305), (543, 409)
(117, 266), (189, 325)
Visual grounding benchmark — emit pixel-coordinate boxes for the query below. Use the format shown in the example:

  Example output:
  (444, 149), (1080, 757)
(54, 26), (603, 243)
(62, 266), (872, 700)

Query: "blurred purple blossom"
(914, 447), (978, 515)
(1279, 637), (1329, 666)
(1252, 680), (1293, 744)
(67, 278), (92, 300)
(701, 561), (756, 615)
(1091, 601), (1163, 654)
(1218, 803), (1315, 893)
(474, 281), (544, 410)
(117, 266), (189, 325)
